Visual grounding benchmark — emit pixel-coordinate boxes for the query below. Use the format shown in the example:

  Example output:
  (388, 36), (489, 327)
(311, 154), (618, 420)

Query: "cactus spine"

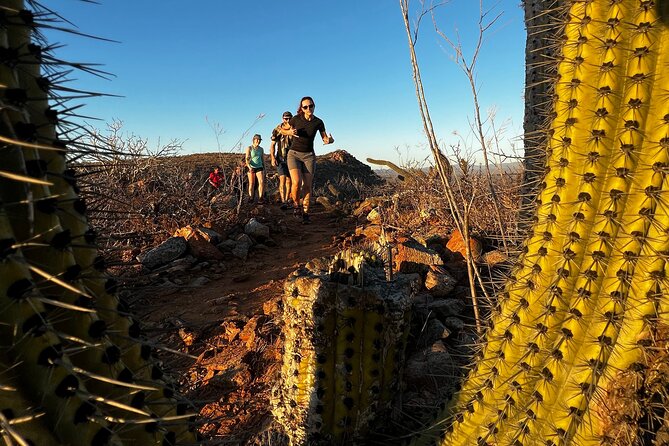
(0, 2), (195, 444)
(412, 1), (669, 445)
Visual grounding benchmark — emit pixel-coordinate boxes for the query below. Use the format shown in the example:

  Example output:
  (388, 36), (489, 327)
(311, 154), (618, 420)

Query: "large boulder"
(244, 218), (270, 241)
(138, 236), (188, 270)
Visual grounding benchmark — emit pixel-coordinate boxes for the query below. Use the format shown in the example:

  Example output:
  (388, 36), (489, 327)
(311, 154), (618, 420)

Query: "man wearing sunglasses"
(281, 96), (334, 224)
(270, 111), (294, 208)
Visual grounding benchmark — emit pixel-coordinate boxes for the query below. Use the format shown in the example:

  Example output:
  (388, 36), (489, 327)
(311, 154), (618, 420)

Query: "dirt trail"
(133, 202), (357, 443)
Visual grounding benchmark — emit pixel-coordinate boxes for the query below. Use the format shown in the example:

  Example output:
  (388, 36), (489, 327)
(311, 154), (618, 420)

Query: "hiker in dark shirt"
(271, 111), (294, 208)
(281, 96), (334, 224)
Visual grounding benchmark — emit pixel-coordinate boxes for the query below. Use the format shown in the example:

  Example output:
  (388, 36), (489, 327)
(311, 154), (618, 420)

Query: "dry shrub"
(72, 121), (245, 268)
(378, 157), (522, 247)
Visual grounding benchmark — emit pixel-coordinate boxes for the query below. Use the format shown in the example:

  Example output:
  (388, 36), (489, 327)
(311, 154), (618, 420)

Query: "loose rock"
(427, 299), (466, 320)
(424, 265), (457, 297)
(404, 343), (455, 391)
(138, 236), (188, 270)
(445, 229), (482, 262)
(415, 318), (451, 349)
(393, 236), (444, 274)
(245, 218), (270, 241)
(442, 316), (466, 333)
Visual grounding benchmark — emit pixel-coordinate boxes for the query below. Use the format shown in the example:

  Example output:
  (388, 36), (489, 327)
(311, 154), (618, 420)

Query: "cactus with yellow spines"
(0, 1), (196, 444)
(1, 17), (177, 446)
(272, 250), (414, 445)
(411, 1), (669, 445)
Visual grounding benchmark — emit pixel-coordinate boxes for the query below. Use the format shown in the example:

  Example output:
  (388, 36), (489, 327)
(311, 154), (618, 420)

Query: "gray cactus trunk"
(521, 0), (564, 225)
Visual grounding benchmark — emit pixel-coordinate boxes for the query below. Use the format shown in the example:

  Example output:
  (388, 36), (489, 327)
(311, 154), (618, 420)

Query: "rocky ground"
(120, 181), (510, 445)
(126, 202), (358, 443)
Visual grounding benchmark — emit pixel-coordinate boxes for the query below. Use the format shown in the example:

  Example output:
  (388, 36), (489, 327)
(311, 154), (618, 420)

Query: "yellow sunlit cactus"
(412, 1), (669, 445)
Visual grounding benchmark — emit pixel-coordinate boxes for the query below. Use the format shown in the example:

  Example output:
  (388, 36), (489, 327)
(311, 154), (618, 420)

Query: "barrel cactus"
(411, 0), (669, 445)
(271, 250), (415, 445)
(0, 2), (196, 445)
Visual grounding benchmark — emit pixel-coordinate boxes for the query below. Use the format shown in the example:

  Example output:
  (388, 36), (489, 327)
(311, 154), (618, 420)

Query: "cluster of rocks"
(350, 200), (512, 429)
(135, 218), (274, 286)
(389, 233), (476, 413)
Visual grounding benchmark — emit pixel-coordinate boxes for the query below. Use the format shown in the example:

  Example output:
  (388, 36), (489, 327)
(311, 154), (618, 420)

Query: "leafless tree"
(399, 0), (517, 334)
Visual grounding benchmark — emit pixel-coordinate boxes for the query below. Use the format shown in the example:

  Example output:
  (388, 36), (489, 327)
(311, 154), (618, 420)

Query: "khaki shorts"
(287, 150), (316, 175)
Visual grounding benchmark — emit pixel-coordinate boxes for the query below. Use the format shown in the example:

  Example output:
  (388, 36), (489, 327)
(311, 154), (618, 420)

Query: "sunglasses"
(301, 104), (315, 110)
(283, 117), (290, 120)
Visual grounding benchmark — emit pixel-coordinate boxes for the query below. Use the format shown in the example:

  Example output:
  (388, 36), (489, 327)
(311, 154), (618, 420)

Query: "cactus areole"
(412, 0), (669, 445)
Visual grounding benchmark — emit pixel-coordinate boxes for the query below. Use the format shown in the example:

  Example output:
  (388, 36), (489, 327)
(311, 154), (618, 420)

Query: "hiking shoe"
(293, 207), (302, 218)
(302, 213), (311, 224)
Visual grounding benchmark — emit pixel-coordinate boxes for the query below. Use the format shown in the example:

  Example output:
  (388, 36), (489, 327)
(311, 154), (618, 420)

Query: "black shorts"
(249, 166), (264, 174)
(276, 161), (289, 177)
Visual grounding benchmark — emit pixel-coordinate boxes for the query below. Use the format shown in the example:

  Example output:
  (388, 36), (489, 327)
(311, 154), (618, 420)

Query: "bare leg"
(278, 176), (286, 202)
(247, 171), (256, 200)
(301, 172), (313, 214)
(284, 176), (292, 203)
(257, 170), (265, 199)
(289, 168), (302, 208)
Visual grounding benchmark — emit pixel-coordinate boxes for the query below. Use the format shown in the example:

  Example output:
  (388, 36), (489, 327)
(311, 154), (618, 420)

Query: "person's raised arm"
(320, 125), (334, 145)
(270, 131), (278, 166)
(278, 125), (297, 137)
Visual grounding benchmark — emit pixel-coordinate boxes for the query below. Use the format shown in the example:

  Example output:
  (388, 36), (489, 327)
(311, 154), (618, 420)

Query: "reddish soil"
(130, 202), (358, 444)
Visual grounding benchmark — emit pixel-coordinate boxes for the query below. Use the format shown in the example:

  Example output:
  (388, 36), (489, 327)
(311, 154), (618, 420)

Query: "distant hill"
(373, 161), (523, 183)
(175, 149), (384, 189)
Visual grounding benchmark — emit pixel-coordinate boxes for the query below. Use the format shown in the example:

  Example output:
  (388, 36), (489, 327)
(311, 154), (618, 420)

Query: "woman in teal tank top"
(245, 134), (266, 203)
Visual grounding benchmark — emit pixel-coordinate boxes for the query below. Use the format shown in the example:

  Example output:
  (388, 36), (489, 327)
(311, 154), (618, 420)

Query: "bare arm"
(270, 140), (277, 165)
(320, 126), (334, 145)
(278, 126), (296, 136)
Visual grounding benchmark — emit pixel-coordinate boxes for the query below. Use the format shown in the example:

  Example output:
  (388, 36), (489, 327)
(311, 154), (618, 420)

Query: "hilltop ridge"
(174, 149), (384, 189)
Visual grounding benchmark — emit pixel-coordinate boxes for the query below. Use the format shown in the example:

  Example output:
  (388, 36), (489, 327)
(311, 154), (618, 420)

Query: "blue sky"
(45, 1), (526, 166)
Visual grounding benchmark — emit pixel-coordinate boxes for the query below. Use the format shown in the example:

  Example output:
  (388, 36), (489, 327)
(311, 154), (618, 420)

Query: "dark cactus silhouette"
(0, 2), (196, 445)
